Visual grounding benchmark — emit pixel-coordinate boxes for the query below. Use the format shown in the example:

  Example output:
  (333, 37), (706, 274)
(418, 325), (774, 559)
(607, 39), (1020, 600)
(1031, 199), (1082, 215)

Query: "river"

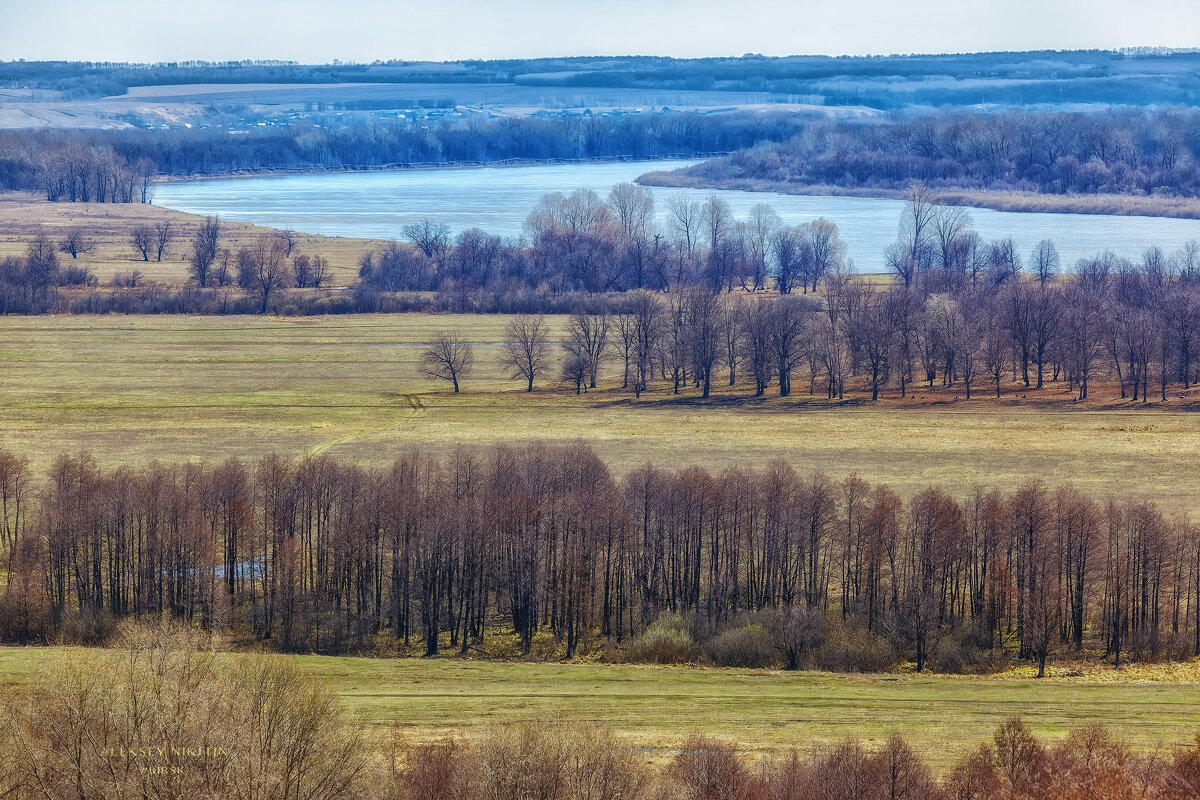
(154, 159), (1200, 272)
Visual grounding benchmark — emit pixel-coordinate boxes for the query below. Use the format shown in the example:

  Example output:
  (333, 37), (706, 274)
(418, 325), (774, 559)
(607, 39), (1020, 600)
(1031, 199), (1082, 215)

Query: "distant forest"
(656, 109), (1200, 200)
(5, 49), (1200, 107)
(7, 108), (1200, 217)
(0, 110), (807, 196)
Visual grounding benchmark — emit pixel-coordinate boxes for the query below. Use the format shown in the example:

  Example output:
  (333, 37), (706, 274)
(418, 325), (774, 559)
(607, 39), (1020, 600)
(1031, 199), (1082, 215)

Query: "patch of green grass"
(2, 646), (1199, 772)
(1, 314), (1199, 515)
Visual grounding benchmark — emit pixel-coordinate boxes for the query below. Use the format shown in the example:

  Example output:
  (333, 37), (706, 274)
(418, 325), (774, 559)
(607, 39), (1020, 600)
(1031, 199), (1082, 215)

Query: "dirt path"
(305, 393), (426, 458)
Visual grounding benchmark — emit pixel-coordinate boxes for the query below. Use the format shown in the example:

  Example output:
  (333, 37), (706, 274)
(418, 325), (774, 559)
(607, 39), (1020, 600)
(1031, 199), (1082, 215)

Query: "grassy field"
(0, 192), (379, 284)
(1, 313), (1199, 514)
(1, 645), (1199, 772)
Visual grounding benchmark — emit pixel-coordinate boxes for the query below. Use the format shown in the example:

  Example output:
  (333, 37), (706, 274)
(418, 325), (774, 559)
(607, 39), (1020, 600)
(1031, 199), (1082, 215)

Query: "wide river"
(155, 159), (1200, 272)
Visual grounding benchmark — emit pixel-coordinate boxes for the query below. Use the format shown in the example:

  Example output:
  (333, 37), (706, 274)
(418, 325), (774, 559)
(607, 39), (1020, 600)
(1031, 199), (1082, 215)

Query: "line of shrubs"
(621, 610), (1011, 675)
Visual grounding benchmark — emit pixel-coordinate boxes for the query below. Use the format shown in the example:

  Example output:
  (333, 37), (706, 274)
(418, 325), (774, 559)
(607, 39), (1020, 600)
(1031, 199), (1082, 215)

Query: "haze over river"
(155, 159), (1200, 273)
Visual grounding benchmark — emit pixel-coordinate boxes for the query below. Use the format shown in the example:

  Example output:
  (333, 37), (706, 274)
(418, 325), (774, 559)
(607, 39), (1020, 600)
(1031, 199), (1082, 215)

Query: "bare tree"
(1031, 239), (1060, 286)
(503, 314), (552, 392)
(770, 226), (803, 294)
(293, 254), (332, 288)
(403, 219), (451, 261)
(771, 296), (808, 396)
(565, 309), (610, 389)
(803, 218), (846, 293)
(274, 228), (300, 257)
(57, 228), (93, 260)
(237, 236), (293, 313)
(419, 333), (473, 392)
(130, 226), (153, 261)
(666, 195), (701, 261)
(189, 216), (221, 287)
(153, 220), (176, 262)
(561, 351), (589, 395)
(685, 286), (722, 398)
(628, 291), (664, 398)
(932, 206), (974, 272)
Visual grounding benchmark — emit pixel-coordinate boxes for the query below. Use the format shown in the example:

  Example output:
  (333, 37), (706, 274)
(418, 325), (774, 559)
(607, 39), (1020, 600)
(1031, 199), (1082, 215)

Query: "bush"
(809, 622), (898, 673)
(670, 735), (752, 800)
(624, 614), (701, 664)
(389, 724), (650, 800)
(703, 624), (779, 669)
(0, 624), (367, 800)
(929, 629), (1005, 674)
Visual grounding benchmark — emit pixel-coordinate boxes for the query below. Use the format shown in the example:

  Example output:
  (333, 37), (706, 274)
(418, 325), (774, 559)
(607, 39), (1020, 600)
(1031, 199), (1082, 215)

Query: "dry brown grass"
(0, 192), (382, 285)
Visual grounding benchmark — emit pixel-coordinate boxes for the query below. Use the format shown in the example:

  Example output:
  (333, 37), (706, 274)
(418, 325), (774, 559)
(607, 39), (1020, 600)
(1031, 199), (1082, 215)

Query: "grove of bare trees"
(0, 443), (1197, 676)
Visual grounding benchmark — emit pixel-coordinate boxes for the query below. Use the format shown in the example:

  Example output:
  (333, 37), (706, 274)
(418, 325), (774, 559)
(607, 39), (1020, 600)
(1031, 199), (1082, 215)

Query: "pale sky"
(0, 0), (1196, 62)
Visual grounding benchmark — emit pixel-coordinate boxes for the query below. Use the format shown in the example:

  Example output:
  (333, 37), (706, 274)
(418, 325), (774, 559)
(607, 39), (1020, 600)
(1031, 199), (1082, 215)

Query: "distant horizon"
(2, 0), (1197, 64)
(7, 46), (1200, 68)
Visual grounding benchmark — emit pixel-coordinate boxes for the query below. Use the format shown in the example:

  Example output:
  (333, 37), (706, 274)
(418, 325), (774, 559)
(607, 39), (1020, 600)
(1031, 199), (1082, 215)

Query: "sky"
(0, 0), (1197, 63)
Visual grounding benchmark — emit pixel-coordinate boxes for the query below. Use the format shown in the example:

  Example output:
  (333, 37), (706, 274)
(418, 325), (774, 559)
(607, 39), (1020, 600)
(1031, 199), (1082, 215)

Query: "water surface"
(155, 160), (1200, 272)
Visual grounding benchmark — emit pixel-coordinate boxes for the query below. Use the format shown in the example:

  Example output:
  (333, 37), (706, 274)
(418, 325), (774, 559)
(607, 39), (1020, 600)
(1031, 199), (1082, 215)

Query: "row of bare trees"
(354, 184), (851, 299)
(1, 444), (1196, 671)
(35, 143), (155, 203)
(419, 243), (1200, 404)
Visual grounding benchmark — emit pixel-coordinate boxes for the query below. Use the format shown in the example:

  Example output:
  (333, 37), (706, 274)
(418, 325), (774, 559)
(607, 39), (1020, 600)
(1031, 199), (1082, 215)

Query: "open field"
(1, 313), (1200, 514)
(2, 645), (1200, 772)
(0, 192), (379, 284)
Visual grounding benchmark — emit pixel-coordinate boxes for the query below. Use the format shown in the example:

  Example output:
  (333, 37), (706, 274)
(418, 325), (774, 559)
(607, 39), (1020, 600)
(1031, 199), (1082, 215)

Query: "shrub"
(809, 622), (898, 673)
(0, 624), (367, 800)
(624, 614), (701, 664)
(670, 735), (754, 800)
(703, 624), (779, 669)
(929, 629), (1005, 674)
(769, 606), (826, 670)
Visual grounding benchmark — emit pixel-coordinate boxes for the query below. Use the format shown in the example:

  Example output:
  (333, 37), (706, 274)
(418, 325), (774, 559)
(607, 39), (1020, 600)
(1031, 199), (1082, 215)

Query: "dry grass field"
(1, 313), (1199, 515)
(0, 192), (377, 284)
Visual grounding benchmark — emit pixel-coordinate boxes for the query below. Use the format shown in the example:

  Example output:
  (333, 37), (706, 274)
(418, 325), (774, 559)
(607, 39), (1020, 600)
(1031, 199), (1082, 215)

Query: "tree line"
(10, 184), (1200, 407)
(1, 443), (1196, 674)
(0, 110), (809, 198)
(679, 108), (1200, 200)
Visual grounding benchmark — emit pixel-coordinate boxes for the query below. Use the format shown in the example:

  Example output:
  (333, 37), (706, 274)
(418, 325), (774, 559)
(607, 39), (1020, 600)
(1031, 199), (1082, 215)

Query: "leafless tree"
(130, 225), (153, 261)
(420, 333), (473, 392)
(189, 215), (221, 287)
(274, 227), (300, 257)
(57, 228), (93, 260)
(932, 206), (972, 269)
(1031, 239), (1060, 286)
(561, 351), (589, 395)
(771, 296), (808, 396)
(685, 286), (722, 398)
(628, 291), (664, 398)
(565, 309), (610, 389)
(803, 218), (846, 293)
(293, 254), (332, 288)
(666, 196), (701, 261)
(152, 219), (176, 262)
(404, 219), (451, 261)
(771, 226), (804, 294)
(503, 313), (552, 392)
(237, 235), (293, 313)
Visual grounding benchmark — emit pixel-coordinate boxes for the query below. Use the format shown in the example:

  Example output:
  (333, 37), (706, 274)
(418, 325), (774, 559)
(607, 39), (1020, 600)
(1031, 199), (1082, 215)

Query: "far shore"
(637, 170), (1200, 221)
(151, 154), (717, 185)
